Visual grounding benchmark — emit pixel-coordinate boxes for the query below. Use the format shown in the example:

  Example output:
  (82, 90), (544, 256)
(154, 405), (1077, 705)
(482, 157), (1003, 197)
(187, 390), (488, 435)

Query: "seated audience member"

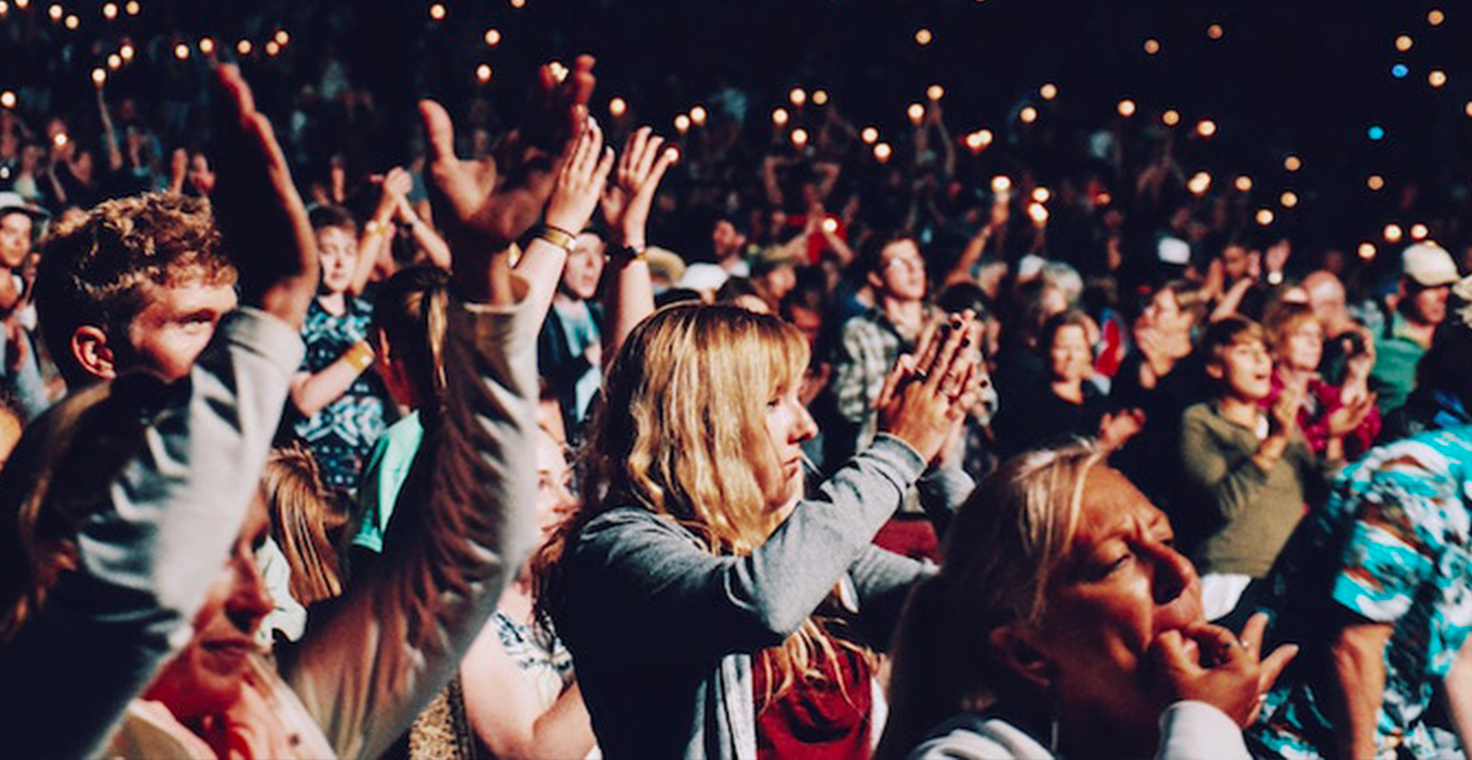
(1379, 288), (1472, 442)
(1262, 302), (1379, 460)
(256, 443), (349, 645)
(1301, 269), (1365, 381)
(0, 65), (319, 757)
(1248, 319), (1472, 756)
(538, 306), (980, 760)
(1176, 318), (1345, 620)
(290, 204), (396, 494)
(877, 443), (1297, 760)
(992, 310), (1141, 459)
(1369, 243), (1457, 414)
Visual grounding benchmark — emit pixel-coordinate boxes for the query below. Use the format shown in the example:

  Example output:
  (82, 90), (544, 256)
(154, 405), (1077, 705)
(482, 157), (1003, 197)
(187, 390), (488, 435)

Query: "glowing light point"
(102, 2), (116, 19)
(510, 0), (526, 8)
(91, 68), (105, 86)
(124, 0), (138, 14)
(908, 103), (926, 125)
(1368, 125), (1386, 141)
(874, 142), (893, 163)
(812, 90), (829, 105)
(964, 132), (985, 151)
(1384, 224), (1404, 243)
(47, 3), (60, 20)
(1207, 23), (1224, 40)
(992, 176), (1013, 193)
(0, 92), (13, 109)
(915, 28), (933, 46)
(1039, 83), (1058, 100)
(674, 114), (691, 133)
(107, 53), (121, 69)
(1392, 64), (1409, 79)
(608, 98), (627, 118)
(237, 39), (252, 55)
(690, 105), (707, 126)
(976, 129), (994, 147)
(861, 127), (879, 144)
(173, 42), (190, 60)
(1411, 223), (1430, 240)
(1358, 243), (1376, 260)
(1284, 155), (1303, 172)
(1144, 38), (1161, 55)
(119, 43), (135, 60)
(927, 84), (945, 101)
(475, 64), (492, 83)
(1234, 175), (1253, 192)
(1032, 187), (1051, 203)
(1429, 9), (1445, 25)
(772, 108), (789, 127)
(1162, 109), (1181, 126)
(1019, 106), (1038, 124)
(791, 128), (809, 147)
(1430, 70), (1448, 88)
(1280, 191), (1299, 208)
(1256, 209), (1275, 226)
(1196, 119), (1218, 138)
(264, 40), (281, 56)
(790, 88), (807, 107)
(1117, 99), (1137, 117)
(274, 30), (289, 46)
(822, 217), (839, 233)
(484, 28), (501, 46)
(1187, 172), (1212, 196)
(64, 12), (78, 29)
(429, 3), (446, 20)
(1396, 35), (1414, 52)
(1368, 175), (1386, 191)
(1028, 203), (1050, 224)
(198, 37), (215, 55)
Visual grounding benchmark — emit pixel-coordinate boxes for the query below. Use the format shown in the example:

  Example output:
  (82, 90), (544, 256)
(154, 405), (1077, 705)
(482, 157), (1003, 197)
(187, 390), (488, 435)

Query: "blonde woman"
(877, 444), (1300, 760)
(537, 303), (982, 759)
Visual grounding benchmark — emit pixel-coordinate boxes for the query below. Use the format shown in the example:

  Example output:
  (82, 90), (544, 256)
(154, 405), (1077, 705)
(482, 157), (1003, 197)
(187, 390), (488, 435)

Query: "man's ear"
(71, 325), (117, 382)
(867, 270), (884, 291)
(988, 623), (1056, 691)
(1204, 361), (1224, 381)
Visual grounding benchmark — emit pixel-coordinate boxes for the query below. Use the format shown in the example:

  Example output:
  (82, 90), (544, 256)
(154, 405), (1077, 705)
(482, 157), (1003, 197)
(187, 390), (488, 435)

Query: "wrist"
(534, 224), (578, 254)
(343, 341), (375, 372)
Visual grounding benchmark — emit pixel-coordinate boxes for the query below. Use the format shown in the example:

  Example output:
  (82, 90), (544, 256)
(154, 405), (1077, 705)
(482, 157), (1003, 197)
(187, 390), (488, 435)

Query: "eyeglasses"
(885, 255), (924, 271)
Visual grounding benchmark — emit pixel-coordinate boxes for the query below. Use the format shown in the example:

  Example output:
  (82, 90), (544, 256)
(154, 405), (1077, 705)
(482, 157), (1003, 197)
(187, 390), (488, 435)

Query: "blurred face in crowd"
(712, 220), (746, 262)
(1303, 272), (1348, 334)
(315, 225), (358, 296)
(874, 239), (926, 302)
(187, 153), (216, 195)
(1278, 318), (1323, 373)
(123, 278), (239, 383)
(759, 377), (818, 514)
(1014, 468), (1203, 733)
(758, 264), (797, 306)
(1142, 288), (1194, 337)
(144, 491), (272, 721)
(560, 233), (605, 301)
(1220, 245), (1250, 281)
(1210, 336), (1273, 401)
(1405, 282), (1450, 327)
(1049, 324), (1093, 387)
(0, 211), (32, 269)
(534, 425), (577, 542)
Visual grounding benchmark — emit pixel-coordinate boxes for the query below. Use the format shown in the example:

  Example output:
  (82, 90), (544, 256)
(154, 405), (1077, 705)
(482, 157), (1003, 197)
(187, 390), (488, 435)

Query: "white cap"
(1157, 236), (1191, 266)
(677, 262), (730, 293)
(1402, 243), (1459, 288)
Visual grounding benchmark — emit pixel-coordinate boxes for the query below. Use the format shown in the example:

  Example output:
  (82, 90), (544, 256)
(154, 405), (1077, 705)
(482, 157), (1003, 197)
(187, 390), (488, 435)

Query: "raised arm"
(518, 117), (613, 319)
(599, 126), (676, 361)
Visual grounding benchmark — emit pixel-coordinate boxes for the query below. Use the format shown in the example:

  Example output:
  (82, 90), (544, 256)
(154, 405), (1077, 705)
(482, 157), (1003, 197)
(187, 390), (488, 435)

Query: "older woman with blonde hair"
(876, 443), (1300, 759)
(537, 302), (982, 759)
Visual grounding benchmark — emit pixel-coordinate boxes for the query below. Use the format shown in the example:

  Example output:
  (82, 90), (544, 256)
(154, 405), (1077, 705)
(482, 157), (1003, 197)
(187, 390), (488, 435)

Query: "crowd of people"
(2, 5), (1472, 758)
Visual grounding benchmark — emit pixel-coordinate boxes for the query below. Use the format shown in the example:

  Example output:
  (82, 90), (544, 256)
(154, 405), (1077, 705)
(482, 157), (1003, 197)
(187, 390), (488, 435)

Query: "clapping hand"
(600, 127), (678, 249)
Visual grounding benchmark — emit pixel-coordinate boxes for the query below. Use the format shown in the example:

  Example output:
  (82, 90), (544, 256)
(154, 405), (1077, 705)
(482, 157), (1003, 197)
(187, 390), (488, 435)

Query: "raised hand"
(418, 56), (596, 305)
(209, 64), (318, 329)
(600, 126), (678, 248)
(875, 312), (982, 462)
(545, 118), (614, 235)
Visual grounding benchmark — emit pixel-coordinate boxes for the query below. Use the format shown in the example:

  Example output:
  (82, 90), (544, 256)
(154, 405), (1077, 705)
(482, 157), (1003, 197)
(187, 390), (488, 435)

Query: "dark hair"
(936, 282), (993, 322)
(309, 204), (358, 235)
(1038, 310), (1093, 355)
(855, 231), (917, 280)
(715, 276), (763, 305)
(1200, 316), (1265, 367)
(371, 266), (451, 420)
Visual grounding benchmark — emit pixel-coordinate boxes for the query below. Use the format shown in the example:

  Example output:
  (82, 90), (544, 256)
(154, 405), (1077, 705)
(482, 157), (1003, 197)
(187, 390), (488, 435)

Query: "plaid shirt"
(831, 307), (924, 449)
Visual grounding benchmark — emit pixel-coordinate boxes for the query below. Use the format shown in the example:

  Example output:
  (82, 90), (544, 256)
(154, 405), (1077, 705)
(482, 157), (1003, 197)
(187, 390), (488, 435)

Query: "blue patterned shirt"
(294, 296), (394, 493)
(1248, 426), (1472, 759)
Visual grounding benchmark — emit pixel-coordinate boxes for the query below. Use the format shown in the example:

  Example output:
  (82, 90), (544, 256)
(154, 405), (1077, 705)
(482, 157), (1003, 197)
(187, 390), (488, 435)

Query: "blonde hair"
(876, 443), (1107, 760)
(262, 444), (348, 606)
(0, 374), (168, 641)
(537, 303), (856, 704)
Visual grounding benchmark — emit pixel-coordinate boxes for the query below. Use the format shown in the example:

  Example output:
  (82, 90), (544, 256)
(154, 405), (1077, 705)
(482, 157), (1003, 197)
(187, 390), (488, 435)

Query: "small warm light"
(429, 3), (446, 20)
(510, 0), (525, 8)
(237, 39), (252, 55)
(991, 175), (1012, 193)
(1144, 38), (1161, 55)
(1384, 223), (1404, 243)
(53, 133), (68, 148)
(198, 37), (214, 55)
(119, 42), (134, 60)
(1196, 119), (1218, 138)
(107, 53), (121, 69)
(1234, 175), (1253, 192)
(1280, 191), (1299, 208)
(0, 92), (13, 109)
(1039, 83), (1058, 100)
(1429, 9), (1445, 26)
(964, 132), (985, 151)
(772, 108), (789, 127)
(690, 105), (707, 126)
(91, 68), (105, 86)
(1396, 35), (1414, 52)
(975, 128), (994, 146)
(1368, 174), (1386, 191)
(274, 30), (289, 46)
(1032, 187), (1051, 203)
(46, 3), (60, 20)
(1117, 99), (1137, 117)
(1358, 242), (1376, 260)
(674, 114), (691, 133)
(927, 84), (945, 101)
(547, 61), (568, 84)
(1429, 70), (1448, 88)
(861, 127), (879, 144)
(915, 28), (933, 46)
(1019, 106), (1038, 124)
(791, 128), (809, 147)
(1256, 209), (1275, 226)
(907, 103), (926, 124)
(63, 12), (77, 28)
(0, 2), (9, 15)
(822, 217), (839, 233)
(812, 90), (829, 105)
(264, 40), (280, 56)
(174, 42), (190, 60)
(1187, 172), (1212, 196)
(1027, 203), (1050, 224)
(1207, 23), (1224, 40)
(101, 2), (116, 19)
(484, 28), (501, 46)
(1162, 109), (1181, 126)
(874, 142), (893, 163)
(663, 147), (680, 164)
(790, 88), (807, 107)
(1284, 155), (1302, 172)
(1095, 191), (1112, 206)
(475, 64), (492, 83)
(123, 0), (138, 14)
(1466, 101), (1472, 117)
(1411, 223), (1430, 240)
(608, 98), (627, 117)
(11, 0), (21, 9)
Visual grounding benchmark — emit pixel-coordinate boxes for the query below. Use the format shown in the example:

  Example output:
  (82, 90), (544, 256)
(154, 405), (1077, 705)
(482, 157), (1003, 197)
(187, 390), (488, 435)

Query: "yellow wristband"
(537, 225), (578, 253)
(364, 219), (390, 237)
(343, 341), (375, 372)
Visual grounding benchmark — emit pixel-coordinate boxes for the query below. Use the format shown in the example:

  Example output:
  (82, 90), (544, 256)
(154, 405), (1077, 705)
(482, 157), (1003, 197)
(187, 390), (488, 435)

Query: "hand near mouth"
(1146, 612), (1298, 727)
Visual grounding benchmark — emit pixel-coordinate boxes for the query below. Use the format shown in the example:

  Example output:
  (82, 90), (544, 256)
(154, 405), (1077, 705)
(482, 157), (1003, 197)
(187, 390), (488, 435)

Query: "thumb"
(418, 100), (457, 165)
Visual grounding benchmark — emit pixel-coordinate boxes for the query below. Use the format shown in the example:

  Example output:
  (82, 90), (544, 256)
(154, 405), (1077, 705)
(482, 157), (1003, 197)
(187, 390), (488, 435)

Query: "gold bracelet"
(537, 225), (578, 253)
(364, 219), (390, 237)
(343, 341), (375, 372)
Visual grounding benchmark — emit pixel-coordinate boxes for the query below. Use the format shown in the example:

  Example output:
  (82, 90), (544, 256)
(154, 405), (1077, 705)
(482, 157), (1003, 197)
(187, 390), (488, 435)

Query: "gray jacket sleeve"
(565, 433), (926, 664)
(0, 308), (303, 759)
(284, 290), (539, 760)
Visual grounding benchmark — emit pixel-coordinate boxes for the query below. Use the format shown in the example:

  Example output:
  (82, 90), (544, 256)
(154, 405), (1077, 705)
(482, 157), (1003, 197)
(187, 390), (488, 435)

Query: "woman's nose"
(1146, 542), (1197, 606)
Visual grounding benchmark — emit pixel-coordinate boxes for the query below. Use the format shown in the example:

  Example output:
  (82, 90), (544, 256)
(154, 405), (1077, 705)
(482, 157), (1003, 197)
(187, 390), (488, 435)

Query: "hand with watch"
(600, 126), (678, 262)
(540, 116), (614, 253)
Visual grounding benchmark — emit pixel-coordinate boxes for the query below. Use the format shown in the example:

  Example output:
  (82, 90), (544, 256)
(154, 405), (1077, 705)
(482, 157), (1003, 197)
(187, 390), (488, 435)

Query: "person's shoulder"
(907, 713), (1052, 760)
